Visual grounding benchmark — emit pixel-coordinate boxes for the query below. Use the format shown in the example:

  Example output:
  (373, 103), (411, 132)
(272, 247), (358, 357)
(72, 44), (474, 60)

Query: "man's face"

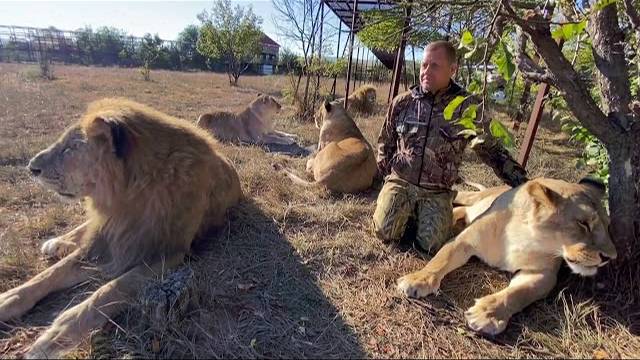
(420, 47), (458, 93)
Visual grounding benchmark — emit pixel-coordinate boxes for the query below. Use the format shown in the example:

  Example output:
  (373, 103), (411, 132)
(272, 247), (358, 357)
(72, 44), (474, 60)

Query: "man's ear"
(450, 62), (459, 78)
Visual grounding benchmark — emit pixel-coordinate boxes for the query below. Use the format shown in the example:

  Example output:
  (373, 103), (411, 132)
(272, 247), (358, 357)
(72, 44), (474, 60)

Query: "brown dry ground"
(0, 63), (638, 359)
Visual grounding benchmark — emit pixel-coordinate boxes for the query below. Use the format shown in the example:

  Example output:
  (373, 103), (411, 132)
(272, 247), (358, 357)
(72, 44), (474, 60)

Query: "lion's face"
(27, 117), (128, 203)
(27, 126), (95, 201)
(535, 181), (617, 276)
(559, 194), (616, 276)
(366, 89), (376, 105)
(251, 93), (282, 120)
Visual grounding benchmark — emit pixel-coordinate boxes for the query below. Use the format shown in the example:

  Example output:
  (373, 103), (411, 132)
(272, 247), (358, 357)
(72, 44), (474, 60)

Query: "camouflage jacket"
(376, 82), (528, 189)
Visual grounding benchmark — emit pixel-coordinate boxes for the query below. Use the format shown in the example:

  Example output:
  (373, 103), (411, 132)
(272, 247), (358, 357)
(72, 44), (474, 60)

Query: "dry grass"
(0, 63), (638, 359)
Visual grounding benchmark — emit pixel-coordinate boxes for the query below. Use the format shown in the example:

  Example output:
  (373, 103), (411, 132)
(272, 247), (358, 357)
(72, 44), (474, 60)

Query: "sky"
(0, 1), (287, 48)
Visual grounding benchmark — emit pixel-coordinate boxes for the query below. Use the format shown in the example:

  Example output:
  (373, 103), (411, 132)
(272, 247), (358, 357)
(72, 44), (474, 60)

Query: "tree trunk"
(589, 4), (631, 118)
(607, 127), (640, 263)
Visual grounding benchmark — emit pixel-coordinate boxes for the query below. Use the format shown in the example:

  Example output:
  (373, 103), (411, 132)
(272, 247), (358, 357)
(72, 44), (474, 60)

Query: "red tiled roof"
(261, 33), (280, 48)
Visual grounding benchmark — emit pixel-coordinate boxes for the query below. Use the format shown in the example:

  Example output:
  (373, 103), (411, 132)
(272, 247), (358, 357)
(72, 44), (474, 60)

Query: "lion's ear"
(324, 100), (332, 112)
(89, 117), (132, 160)
(257, 93), (262, 97)
(527, 181), (561, 208)
(579, 176), (606, 200)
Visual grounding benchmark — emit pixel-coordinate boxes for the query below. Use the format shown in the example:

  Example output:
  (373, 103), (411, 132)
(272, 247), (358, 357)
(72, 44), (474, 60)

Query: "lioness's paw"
(0, 290), (30, 322)
(465, 296), (509, 335)
(41, 238), (75, 258)
(397, 272), (440, 298)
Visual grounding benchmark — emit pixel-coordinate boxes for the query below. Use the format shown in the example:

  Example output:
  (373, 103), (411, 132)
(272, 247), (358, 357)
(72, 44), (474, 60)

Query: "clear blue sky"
(0, 1), (286, 47)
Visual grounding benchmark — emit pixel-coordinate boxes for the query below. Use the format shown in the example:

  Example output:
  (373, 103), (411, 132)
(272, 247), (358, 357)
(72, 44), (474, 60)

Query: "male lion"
(3, 98), (242, 358)
(277, 100), (377, 193)
(397, 177), (617, 335)
(337, 84), (377, 115)
(197, 93), (298, 145)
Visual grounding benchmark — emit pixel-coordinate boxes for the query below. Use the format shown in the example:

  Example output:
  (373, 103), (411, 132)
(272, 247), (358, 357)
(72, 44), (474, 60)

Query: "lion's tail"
(463, 180), (487, 191)
(273, 164), (320, 188)
(283, 169), (319, 187)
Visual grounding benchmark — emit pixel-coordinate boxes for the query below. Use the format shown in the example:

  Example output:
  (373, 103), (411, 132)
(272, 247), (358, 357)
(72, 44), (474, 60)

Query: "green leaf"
(490, 119), (515, 149)
(493, 41), (515, 81)
(592, 0), (616, 12)
(459, 30), (474, 49)
(467, 80), (482, 94)
(463, 44), (478, 59)
(444, 95), (467, 121)
(552, 20), (587, 41)
(457, 104), (478, 130)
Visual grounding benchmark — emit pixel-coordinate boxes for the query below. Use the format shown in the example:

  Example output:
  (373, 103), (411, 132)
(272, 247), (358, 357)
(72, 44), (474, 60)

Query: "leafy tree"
(177, 25), (208, 70)
(136, 33), (163, 80)
(196, 0), (264, 86)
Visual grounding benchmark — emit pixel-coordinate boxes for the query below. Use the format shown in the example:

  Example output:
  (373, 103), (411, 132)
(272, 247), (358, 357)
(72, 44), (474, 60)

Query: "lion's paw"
(0, 290), (31, 322)
(465, 296), (509, 335)
(397, 271), (441, 298)
(41, 238), (75, 259)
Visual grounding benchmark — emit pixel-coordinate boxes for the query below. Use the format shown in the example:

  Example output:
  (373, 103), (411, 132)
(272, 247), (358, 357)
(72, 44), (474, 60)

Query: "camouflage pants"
(372, 176), (455, 253)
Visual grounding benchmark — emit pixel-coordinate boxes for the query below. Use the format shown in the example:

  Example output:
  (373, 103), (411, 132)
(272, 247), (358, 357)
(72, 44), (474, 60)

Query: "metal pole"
(411, 45), (417, 85)
(313, 3), (325, 111)
(332, 19), (342, 97)
(353, 43), (360, 91)
(364, 48), (370, 84)
(344, 0), (359, 109)
(517, 38), (565, 167)
(389, 5), (411, 102)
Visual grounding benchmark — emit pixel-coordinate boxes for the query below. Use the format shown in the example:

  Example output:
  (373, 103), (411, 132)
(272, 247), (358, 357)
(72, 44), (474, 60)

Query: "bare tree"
(271, 0), (332, 119)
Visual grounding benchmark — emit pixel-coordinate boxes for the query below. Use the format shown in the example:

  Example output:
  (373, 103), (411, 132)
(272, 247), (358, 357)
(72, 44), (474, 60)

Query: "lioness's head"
(27, 111), (130, 203)
(250, 93), (282, 118)
(527, 178), (617, 276)
(315, 100), (353, 129)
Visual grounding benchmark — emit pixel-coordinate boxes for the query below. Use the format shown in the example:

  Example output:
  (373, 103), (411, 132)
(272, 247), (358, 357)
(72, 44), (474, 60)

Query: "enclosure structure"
(257, 34), (280, 75)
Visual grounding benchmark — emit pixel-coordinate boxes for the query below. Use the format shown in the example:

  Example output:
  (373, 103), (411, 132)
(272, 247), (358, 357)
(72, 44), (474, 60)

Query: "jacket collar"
(410, 80), (464, 102)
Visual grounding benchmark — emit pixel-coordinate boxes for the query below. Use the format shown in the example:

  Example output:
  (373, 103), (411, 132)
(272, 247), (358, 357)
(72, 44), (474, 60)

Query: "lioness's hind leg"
(41, 221), (89, 258)
(259, 133), (296, 145)
(465, 269), (558, 335)
(24, 254), (186, 359)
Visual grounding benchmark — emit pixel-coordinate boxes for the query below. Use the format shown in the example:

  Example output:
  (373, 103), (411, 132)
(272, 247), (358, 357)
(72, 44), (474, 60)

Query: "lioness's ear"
(257, 93), (262, 97)
(579, 176), (606, 199)
(527, 181), (560, 208)
(324, 100), (332, 112)
(89, 117), (131, 159)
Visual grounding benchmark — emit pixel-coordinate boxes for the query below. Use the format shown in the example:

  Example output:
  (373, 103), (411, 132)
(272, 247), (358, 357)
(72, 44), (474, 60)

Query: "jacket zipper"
(417, 96), (435, 185)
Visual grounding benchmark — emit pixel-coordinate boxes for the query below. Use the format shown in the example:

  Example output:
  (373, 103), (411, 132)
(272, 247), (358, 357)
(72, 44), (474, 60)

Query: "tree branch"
(500, 0), (618, 144)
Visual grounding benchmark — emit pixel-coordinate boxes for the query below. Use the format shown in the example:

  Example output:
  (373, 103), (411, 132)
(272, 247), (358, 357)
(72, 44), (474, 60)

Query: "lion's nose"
(28, 165), (42, 177)
(27, 160), (42, 177)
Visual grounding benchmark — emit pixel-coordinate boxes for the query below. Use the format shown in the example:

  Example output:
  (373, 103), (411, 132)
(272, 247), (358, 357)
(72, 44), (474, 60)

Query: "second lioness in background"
(197, 93), (298, 145)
